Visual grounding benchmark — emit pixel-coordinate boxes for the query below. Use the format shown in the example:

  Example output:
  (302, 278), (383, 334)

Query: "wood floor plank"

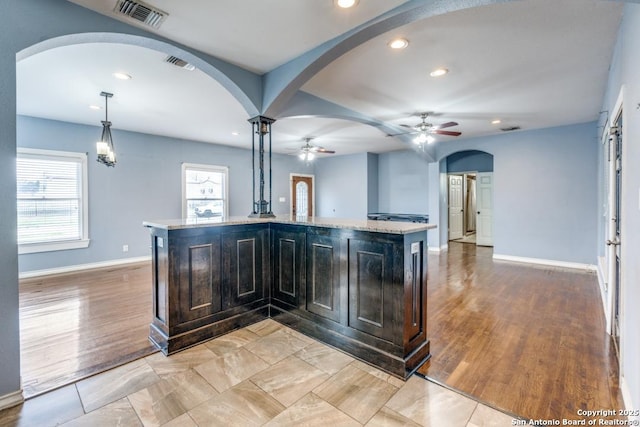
(19, 263), (157, 398)
(417, 242), (624, 420)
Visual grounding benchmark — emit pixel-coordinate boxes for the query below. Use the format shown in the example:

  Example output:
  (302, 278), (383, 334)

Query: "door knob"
(477, 211), (480, 215)
(606, 238), (620, 246)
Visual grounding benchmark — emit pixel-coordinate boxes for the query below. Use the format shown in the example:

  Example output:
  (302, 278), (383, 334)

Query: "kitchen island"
(143, 216), (435, 378)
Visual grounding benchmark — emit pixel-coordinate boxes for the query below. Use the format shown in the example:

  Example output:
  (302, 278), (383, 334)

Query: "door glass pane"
(296, 182), (308, 216)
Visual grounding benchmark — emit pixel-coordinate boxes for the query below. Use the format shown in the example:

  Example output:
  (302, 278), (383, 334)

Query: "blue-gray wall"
(377, 150), (430, 214)
(17, 115), (308, 273)
(367, 153), (379, 214)
(432, 122), (599, 265)
(600, 2), (640, 411)
(314, 153), (368, 219)
(446, 150), (494, 173)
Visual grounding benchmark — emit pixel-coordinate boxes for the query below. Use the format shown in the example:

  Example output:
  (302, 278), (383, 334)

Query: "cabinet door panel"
(223, 229), (265, 308)
(174, 233), (222, 323)
(306, 234), (341, 322)
(348, 239), (394, 341)
(272, 228), (305, 306)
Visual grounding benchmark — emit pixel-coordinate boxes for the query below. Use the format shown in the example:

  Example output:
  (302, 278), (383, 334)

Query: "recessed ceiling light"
(231, 131), (239, 136)
(89, 105), (101, 110)
(429, 68), (449, 77)
(113, 72), (132, 80)
(491, 119), (502, 125)
(335, 0), (359, 8)
(388, 38), (409, 50)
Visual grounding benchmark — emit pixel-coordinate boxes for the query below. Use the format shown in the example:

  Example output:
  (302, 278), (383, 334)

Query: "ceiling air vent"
(164, 55), (196, 71)
(113, 0), (168, 29)
(500, 126), (521, 132)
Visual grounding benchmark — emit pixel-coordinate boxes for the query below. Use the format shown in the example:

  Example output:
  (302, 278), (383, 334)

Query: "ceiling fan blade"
(316, 148), (335, 154)
(386, 129), (421, 137)
(434, 121), (458, 129)
(432, 130), (462, 137)
(399, 124), (414, 129)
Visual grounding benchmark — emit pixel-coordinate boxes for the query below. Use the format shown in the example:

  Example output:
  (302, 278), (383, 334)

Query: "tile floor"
(0, 320), (518, 426)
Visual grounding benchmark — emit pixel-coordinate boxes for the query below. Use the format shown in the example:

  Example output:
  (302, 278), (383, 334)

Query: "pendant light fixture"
(96, 91), (116, 167)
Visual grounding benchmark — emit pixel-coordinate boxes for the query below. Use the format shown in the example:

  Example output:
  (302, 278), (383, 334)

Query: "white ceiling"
(16, 0), (623, 157)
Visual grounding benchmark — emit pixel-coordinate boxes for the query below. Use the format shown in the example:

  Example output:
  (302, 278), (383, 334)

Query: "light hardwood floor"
(19, 263), (157, 398)
(417, 242), (624, 420)
(18, 244), (623, 421)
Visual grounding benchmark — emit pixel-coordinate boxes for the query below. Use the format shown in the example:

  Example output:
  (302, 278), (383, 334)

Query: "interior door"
(607, 117), (622, 346)
(475, 172), (493, 246)
(291, 175), (313, 217)
(448, 175), (464, 240)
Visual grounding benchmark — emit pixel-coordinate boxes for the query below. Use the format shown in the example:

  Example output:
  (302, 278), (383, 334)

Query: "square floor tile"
(61, 398), (142, 427)
(0, 384), (84, 427)
(385, 377), (478, 427)
(128, 369), (217, 426)
(160, 413), (198, 427)
(245, 319), (283, 337)
(314, 363), (399, 424)
(188, 381), (285, 427)
(294, 342), (355, 375)
(244, 329), (310, 365)
(250, 355), (329, 407)
(264, 393), (360, 426)
(365, 406), (422, 427)
(76, 358), (160, 413)
(195, 347), (269, 393)
(145, 345), (217, 378)
(204, 329), (261, 357)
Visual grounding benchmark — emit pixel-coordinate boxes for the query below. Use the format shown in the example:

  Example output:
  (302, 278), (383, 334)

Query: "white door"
(476, 172), (493, 246)
(448, 175), (464, 240)
(606, 119), (622, 343)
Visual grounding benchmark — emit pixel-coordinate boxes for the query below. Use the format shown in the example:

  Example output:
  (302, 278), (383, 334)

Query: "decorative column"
(248, 115), (276, 218)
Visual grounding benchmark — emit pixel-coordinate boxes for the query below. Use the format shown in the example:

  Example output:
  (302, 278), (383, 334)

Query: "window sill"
(18, 239), (90, 255)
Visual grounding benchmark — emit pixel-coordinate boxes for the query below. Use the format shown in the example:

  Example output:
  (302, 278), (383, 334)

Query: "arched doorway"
(443, 150), (494, 247)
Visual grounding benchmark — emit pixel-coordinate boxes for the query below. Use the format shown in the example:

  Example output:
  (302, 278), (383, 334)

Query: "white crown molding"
(493, 254), (597, 272)
(19, 256), (151, 279)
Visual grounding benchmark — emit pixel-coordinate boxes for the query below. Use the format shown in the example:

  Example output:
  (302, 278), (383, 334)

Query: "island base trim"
(150, 305), (269, 355)
(270, 306), (430, 379)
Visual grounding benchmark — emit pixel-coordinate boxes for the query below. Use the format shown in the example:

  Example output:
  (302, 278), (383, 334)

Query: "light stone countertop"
(143, 215), (436, 235)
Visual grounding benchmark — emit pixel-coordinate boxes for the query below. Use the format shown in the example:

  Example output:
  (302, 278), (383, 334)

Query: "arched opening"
(440, 150), (494, 247)
(15, 34), (258, 398)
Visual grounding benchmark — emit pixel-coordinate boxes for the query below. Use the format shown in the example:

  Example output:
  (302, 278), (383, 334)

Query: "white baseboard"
(621, 376), (638, 421)
(0, 389), (24, 411)
(428, 244), (448, 253)
(19, 256), (151, 279)
(492, 254), (597, 272)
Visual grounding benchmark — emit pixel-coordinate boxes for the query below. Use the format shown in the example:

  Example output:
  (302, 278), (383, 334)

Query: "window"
(17, 148), (89, 254)
(182, 163), (229, 220)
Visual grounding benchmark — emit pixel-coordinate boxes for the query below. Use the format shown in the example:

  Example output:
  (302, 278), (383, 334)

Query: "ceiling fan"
(297, 137), (335, 162)
(390, 112), (462, 144)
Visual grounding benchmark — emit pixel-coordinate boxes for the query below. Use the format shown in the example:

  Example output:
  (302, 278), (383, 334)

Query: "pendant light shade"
(96, 91), (116, 167)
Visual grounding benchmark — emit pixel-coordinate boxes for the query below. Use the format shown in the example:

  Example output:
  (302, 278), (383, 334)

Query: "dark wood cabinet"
(149, 224), (269, 355)
(148, 219), (430, 378)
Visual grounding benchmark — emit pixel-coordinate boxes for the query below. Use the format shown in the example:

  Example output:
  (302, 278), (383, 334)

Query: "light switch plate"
(279, 197), (286, 202)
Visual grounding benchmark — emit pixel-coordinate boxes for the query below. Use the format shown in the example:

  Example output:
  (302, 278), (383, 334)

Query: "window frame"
(17, 147), (90, 254)
(181, 163), (229, 220)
